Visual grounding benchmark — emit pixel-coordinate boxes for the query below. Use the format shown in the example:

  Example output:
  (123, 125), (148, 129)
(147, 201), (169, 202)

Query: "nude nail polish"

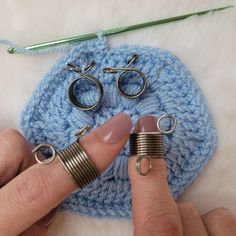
(135, 115), (158, 132)
(96, 113), (132, 144)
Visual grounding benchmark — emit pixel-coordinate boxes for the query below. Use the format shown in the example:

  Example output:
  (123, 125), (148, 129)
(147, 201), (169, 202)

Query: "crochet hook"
(7, 5), (233, 54)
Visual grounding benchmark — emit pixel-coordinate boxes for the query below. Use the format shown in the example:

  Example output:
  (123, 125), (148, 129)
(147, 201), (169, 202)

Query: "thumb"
(128, 115), (182, 236)
(0, 113), (132, 236)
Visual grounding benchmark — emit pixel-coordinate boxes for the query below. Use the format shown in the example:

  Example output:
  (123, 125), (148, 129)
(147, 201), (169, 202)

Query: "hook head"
(7, 47), (15, 54)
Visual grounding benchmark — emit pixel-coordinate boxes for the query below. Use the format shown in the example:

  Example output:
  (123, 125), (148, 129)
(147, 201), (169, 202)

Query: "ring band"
(103, 54), (147, 99)
(116, 68), (147, 99)
(129, 115), (177, 176)
(129, 132), (164, 158)
(130, 132), (164, 176)
(57, 141), (99, 188)
(68, 74), (103, 111)
(32, 127), (99, 188)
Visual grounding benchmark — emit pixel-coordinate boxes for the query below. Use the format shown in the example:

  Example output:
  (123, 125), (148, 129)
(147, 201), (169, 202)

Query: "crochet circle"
(21, 38), (217, 219)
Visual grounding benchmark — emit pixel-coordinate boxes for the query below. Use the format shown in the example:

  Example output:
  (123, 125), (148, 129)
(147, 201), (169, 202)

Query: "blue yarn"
(20, 37), (217, 219)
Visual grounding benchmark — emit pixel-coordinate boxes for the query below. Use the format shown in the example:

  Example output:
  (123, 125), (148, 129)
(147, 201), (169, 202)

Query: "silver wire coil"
(57, 141), (99, 188)
(129, 132), (164, 158)
(130, 132), (165, 176)
(32, 126), (99, 188)
(129, 114), (177, 176)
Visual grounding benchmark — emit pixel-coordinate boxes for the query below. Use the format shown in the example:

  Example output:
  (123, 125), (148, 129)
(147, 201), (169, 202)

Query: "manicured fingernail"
(96, 113), (132, 144)
(135, 115), (158, 132)
(36, 207), (59, 228)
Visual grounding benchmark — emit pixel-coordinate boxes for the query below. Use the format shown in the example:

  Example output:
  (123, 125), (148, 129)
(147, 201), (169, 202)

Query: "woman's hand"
(0, 113), (132, 236)
(0, 113), (235, 236)
(129, 115), (236, 236)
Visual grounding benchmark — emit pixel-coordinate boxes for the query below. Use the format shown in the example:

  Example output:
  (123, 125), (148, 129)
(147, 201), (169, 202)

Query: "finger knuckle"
(204, 207), (235, 227)
(143, 212), (181, 236)
(210, 207), (233, 219)
(215, 207), (233, 215)
(0, 128), (22, 139)
(0, 129), (26, 152)
(0, 129), (31, 168)
(11, 169), (51, 207)
(178, 202), (198, 216)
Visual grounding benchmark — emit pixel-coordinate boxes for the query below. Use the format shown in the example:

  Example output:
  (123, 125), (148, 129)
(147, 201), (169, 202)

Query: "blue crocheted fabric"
(21, 37), (217, 219)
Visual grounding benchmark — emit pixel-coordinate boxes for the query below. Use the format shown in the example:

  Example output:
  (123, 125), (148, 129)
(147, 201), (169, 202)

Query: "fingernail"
(135, 115), (158, 132)
(96, 113), (132, 144)
(36, 206), (59, 228)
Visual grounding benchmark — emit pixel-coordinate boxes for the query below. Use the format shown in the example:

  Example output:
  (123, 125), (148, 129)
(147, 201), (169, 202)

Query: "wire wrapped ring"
(32, 126), (99, 188)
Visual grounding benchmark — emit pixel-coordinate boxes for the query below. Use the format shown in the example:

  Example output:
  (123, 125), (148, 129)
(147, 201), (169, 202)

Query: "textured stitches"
(20, 37), (217, 219)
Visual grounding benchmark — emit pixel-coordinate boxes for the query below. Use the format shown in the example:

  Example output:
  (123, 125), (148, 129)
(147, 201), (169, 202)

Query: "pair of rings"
(32, 114), (177, 188)
(67, 54), (147, 111)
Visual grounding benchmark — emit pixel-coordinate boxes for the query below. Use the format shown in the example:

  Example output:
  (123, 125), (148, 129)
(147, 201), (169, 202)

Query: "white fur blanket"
(0, 0), (235, 235)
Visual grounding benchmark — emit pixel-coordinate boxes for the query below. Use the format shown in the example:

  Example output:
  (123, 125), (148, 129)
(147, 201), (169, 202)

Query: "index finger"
(128, 116), (182, 235)
(0, 113), (132, 235)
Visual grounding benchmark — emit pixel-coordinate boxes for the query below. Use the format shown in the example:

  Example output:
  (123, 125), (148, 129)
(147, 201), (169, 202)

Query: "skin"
(0, 120), (236, 235)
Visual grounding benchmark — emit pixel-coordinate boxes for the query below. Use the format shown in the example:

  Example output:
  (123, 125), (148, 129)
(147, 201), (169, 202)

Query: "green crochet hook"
(7, 5), (233, 54)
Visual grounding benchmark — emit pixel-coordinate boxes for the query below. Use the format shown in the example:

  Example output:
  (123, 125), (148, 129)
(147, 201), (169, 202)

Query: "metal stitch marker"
(32, 126), (99, 188)
(130, 115), (177, 176)
(103, 54), (147, 99)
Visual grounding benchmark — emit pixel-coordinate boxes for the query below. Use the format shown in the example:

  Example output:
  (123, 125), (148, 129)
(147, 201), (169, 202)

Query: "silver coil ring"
(32, 126), (99, 188)
(67, 62), (103, 111)
(116, 68), (147, 99)
(57, 142), (99, 188)
(68, 74), (103, 111)
(103, 54), (147, 99)
(130, 132), (164, 158)
(130, 115), (177, 176)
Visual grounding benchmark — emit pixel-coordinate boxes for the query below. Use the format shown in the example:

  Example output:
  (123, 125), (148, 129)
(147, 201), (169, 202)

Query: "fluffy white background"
(0, 0), (236, 235)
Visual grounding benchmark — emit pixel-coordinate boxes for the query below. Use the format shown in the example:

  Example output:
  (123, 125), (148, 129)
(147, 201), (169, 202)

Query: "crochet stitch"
(21, 37), (217, 219)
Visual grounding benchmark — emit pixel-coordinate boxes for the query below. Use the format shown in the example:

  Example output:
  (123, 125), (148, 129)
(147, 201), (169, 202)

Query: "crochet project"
(21, 37), (217, 219)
